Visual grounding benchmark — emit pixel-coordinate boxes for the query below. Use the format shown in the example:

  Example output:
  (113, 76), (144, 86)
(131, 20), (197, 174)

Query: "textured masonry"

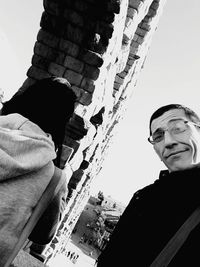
(17, 0), (167, 261)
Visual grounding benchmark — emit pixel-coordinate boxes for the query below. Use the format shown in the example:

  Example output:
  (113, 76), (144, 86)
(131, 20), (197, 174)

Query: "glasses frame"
(148, 120), (200, 145)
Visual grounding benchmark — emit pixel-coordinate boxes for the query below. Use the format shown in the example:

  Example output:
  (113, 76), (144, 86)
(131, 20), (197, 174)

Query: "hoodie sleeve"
(0, 114), (57, 181)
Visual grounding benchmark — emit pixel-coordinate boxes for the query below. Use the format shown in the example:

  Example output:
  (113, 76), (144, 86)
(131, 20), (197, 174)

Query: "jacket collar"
(159, 170), (169, 180)
(159, 167), (200, 183)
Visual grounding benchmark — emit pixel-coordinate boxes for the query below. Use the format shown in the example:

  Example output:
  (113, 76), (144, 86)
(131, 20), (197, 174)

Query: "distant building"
(101, 195), (126, 214)
(71, 192), (126, 256)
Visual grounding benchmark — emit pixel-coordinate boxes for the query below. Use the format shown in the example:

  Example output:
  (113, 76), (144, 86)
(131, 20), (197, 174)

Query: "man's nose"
(163, 130), (177, 147)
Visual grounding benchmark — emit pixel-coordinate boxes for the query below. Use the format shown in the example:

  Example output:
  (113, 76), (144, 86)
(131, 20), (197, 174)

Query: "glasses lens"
(170, 120), (187, 134)
(152, 130), (164, 143)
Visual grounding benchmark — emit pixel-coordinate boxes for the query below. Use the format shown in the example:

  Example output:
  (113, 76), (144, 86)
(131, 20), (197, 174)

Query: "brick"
(80, 77), (95, 93)
(129, 41), (139, 56)
(65, 115), (89, 141)
(118, 70), (127, 78)
(122, 33), (130, 45)
(79, 49), (103, 67)
(63, 9), (84, 27)
(68, 169), (85, 188)
(127, 7), (138, 18)
(59, 39), (79, 57)
(37, 29), (59, 48)
(40, 11), (64, 37)
(124, 16), (138, 41)
(129, 0), (143, 11)
(115, 75), (124, 84)
(71, 86), (92, 106)
(80, 160), (90, 170)
(63, 136), (80, 155)
(48, 62), (65, 76)
(83, 64), (100, 80)
(143, 15), (152, 24)
(64, 56), (84, 73)
(137, 35), (144, 44)
(37, 46), (65, 64)
(59, 144), (74, 169)
(133, 33), (139, 42)
(148, 7), (157, 17)
(129, 53), (140, 60)
(54, 50), (66, 65)
(114, 82), (121, 90)
(71, 86), (83, 99)
(151, 1), (159, 10)
(113, 88), (119, 98)
(139, 21), (151, 31)
(34, 42), (49, 58)
(43, 0), (60, 16)
(74, 0), (90, 13)
(64, 69), (83, 86)
(127, 58), (136, 66)
(84, 0), (96, 3)
(124, 63), (131, 73)
(136, 27), (147, 37)
(32, 54), (50, 70)
(27, 66), (51, 80)
(64, 24), (84, 44)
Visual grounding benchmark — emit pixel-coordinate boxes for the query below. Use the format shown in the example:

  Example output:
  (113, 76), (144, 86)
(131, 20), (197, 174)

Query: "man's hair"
(149, 104), (200, 135)
(1, 77), (77, 149)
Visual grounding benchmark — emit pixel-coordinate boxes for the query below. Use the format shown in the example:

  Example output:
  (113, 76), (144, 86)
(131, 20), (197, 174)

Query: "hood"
(0, 113), (56, 181)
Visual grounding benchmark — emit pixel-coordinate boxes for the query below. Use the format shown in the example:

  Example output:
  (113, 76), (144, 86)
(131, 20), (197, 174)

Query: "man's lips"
(164, 150), (188, 159)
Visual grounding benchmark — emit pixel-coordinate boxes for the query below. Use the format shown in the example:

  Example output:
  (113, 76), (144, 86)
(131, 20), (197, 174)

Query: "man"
(97, 104), (200, 266)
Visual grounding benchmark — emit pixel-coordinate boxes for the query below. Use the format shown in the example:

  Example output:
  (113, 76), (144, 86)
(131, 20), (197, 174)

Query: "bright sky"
(1, 1), (200, 205)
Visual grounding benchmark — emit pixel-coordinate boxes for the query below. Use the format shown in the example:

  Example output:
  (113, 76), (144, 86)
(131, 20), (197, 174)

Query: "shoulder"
(0, 113), (29, 130)
(0, 113), (50, 137)
(127, 179), (161, 211)
(134, 181), (159, 199)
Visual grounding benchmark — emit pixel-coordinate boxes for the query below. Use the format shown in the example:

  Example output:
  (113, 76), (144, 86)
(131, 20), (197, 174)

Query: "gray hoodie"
(0, 113), (56, 264)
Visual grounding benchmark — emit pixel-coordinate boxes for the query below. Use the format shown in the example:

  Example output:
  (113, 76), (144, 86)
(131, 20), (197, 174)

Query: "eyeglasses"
(148, 119), (200, 145)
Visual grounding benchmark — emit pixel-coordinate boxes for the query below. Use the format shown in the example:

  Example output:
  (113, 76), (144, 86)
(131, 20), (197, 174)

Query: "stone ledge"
(10, 250), (45, 267)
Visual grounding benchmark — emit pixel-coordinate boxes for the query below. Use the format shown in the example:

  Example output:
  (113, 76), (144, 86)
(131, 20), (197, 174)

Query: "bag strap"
(5, 166), (66, 267)
(150, 207), (200, 267)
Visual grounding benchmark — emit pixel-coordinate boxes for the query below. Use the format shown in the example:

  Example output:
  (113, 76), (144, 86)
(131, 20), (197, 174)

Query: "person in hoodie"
(0, 77), (77, 262)
(0, 112), (56, 265)
(97, 104), (200, 267)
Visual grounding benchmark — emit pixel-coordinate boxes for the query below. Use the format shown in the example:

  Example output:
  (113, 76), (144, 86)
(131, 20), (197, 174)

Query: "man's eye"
(153, 132), (163, 141)
(172, 126), (186, 133)
(173, 126), (181, 133)
(171, 121), (187, 133)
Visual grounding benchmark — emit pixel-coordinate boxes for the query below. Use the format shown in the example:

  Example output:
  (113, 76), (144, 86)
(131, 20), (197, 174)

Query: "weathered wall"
(17, 0), (166, 261)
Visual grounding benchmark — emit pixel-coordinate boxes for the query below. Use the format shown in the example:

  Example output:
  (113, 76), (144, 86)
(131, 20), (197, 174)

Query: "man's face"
(151, 109), (200, 172)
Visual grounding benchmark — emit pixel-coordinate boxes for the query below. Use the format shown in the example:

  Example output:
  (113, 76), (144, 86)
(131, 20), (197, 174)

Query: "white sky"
(1, 1), (200, 205)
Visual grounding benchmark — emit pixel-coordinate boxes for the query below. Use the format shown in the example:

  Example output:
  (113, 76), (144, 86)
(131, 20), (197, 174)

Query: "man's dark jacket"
(97, 167), (200, 266)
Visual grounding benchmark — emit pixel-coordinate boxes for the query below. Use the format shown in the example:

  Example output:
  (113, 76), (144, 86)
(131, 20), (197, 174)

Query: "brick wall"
(17, 0), (167, 261)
